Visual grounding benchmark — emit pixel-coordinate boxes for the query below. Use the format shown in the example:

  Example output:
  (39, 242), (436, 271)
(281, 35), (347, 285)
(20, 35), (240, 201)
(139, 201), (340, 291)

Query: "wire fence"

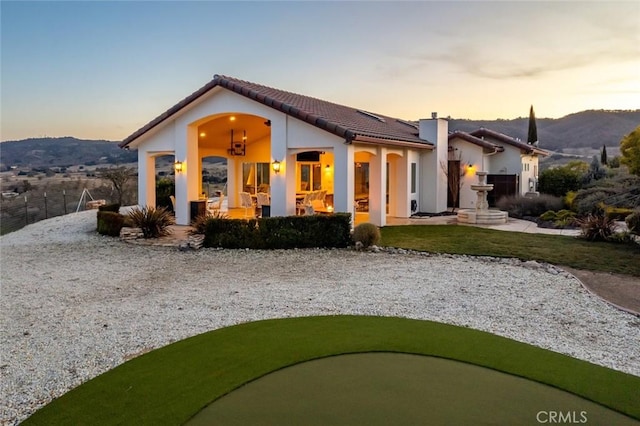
(1, 183), (137, 235)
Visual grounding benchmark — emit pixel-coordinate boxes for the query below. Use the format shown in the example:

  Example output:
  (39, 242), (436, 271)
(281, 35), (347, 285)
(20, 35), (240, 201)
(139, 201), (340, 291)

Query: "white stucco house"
(120, 74), (547, 226)
(447, 128), (549, 209)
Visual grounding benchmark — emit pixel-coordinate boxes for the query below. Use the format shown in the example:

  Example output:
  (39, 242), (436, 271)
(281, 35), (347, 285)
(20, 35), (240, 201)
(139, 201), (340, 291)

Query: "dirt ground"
(561, 266), (640, 316)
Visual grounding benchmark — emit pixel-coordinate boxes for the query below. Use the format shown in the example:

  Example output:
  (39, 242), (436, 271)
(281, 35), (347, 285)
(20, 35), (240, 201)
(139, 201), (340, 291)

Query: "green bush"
(626, 210), (640, 235)
(496, 194), (564, 219)
(199, 213), (352, 249)
(604, 206), (634, 221)
(156, 178), (175, 212)
(128, 206), (175, 238)
(538, 167), (583, 197)
(98, 203), (121, 213)
(352, 223), (381, 248)
(539, 210), (557, 221)
(97, 211), (125, 237)
(572, 188), (618, 215)
(577, 214), (617, 242)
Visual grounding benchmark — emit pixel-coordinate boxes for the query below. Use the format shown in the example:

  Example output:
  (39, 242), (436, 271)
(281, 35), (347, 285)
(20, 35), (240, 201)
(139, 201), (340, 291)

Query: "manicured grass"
(24, 316), (640, 425)
(190, 353), (639, 426)
(380, 225), (640, 276)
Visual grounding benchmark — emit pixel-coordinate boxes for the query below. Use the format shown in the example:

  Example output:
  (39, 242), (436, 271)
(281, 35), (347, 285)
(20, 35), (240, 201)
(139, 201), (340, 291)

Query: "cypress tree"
(601, 145), (608, 166)
(527, 105), (538, 145)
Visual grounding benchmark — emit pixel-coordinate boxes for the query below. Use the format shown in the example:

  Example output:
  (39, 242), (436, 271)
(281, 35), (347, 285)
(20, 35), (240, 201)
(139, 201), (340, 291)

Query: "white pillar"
(137, 151), (156, 208)
(174, 126), (199, 225)
(269, 115), (293, 216)
(333, 143), (354, 220)
(369, 147), (387, 227)
(392, 152), (411, 218)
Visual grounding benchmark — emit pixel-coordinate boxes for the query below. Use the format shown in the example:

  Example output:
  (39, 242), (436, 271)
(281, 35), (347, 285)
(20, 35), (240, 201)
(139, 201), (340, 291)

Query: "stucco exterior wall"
(448, 138), (485, 209)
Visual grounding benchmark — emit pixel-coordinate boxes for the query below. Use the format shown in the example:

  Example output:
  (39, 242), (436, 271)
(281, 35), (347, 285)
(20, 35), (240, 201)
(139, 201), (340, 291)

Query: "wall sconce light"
(272, 160), (281, 174)
(174, 161), (184, 173)
(325, 164), (331, 171)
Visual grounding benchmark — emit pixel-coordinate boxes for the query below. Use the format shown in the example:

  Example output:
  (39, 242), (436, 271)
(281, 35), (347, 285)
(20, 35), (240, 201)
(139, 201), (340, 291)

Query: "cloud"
(382, 2), (640, 81)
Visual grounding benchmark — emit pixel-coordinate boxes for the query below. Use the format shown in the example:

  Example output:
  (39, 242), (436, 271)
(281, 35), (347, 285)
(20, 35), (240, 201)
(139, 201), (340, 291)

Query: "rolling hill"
(1, 110), (638, 169)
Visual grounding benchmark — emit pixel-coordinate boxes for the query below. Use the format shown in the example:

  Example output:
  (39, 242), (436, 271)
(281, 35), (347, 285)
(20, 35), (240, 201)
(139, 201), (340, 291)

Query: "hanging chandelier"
(228, 129), (246, 156)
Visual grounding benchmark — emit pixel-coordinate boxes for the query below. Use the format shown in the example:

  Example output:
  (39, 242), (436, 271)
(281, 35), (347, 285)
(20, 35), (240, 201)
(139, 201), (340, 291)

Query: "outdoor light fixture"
(174, 161), (184, 173)
(272, 160), (281, 174)
(228, 129), (246, 156)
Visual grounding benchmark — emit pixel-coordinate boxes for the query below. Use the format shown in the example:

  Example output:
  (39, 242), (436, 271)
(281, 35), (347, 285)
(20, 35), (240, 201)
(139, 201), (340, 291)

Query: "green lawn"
(380, 225), (640, 276)
(23, 316), (640, 425)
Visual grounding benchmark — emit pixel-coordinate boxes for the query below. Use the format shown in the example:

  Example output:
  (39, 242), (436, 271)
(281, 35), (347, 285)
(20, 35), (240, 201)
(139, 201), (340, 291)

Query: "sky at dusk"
(1, 1), (639, 142)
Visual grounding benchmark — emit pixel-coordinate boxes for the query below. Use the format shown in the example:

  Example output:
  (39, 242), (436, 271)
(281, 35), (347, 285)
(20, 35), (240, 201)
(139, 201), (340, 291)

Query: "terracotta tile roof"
(121, 74), (432, 149)
(448, 131), (504, 152)
(469, 127), (549, 156)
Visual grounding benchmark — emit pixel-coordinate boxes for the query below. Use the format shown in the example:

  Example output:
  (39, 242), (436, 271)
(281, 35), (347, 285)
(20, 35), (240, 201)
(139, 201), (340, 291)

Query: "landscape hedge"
(97, 211), (125, 237)
(98, 203), (121, 213)
(201, 213), (352, 249)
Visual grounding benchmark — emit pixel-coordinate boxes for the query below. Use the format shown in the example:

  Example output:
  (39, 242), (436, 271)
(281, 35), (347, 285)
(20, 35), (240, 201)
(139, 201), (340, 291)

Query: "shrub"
(626, 210), (640, 235)
(577, 214), (617, 242)
(538, 167), (583, 197)
(539, 210), (557, 221)
(156, 178), (175, 212)
(564, 191), (577, 210)
(352, 223), (381, 248)
(606, 231), (636, 245)
(603, 206), (634, 221)
(496, 194), (564, 219)
(189, 212), (230, 235)
(98, 203), (121, 213)
(97, 211), (125, 237)
(199, 213), (352, 249)
(572, 188), (618, 215)
(128, 206), (175, 238)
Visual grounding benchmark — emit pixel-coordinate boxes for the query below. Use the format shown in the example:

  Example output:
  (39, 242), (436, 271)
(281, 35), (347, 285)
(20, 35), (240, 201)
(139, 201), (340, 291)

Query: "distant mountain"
(448, 109), (640, 151)
(0, 137), (137, 169)
(1, 110), (638, 169)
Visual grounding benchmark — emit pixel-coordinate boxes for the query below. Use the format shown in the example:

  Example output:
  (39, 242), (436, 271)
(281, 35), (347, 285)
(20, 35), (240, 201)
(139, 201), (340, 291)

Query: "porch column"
(174, 126), (199, 225)
(137, 151), (156, 208)
(391, 152), (410, 218)
(369, 147), (387, 227)
(270, 115), (293, 216)
(333, 143), (355, 222)
(227, 157), (237, 208)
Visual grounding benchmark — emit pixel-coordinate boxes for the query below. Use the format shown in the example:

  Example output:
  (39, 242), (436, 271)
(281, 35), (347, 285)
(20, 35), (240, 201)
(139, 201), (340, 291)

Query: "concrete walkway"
(386, 215), (582, 236)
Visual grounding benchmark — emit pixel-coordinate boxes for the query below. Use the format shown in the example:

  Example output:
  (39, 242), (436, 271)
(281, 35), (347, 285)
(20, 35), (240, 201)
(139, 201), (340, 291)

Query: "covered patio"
(121, 74), (448, 227)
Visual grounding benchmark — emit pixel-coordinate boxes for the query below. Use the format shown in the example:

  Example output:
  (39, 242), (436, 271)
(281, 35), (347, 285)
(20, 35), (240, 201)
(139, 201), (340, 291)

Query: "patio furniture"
(207, 193), (224, 215)
(296, 192), (313, 215)
(169, 195), (176, 212)
(239, 191), (254, 218)
(256, 192), (270, 218)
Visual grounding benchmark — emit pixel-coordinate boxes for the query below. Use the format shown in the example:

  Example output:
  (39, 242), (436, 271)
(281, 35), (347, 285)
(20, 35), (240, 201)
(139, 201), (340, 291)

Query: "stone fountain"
(457, 171), (508, 225)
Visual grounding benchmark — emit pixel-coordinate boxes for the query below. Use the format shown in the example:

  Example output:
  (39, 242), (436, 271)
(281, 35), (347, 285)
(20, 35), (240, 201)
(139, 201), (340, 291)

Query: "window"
(243, 162), (270, 194)
(523, 163), (530, 172)
(298, 162), (321, 192)
(411, 163), (417, 193)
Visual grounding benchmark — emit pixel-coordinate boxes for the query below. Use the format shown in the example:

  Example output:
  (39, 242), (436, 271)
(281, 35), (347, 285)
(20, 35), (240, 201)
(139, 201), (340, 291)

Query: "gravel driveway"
(1, 210), (639, 425)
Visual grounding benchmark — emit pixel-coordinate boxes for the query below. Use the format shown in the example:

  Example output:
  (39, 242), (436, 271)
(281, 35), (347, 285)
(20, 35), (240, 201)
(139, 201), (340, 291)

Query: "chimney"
(418, 114), (448, 213)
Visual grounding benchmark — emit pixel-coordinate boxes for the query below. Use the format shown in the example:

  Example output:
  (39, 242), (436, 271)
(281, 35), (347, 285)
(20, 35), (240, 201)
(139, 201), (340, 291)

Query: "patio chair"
(256, 192), (270, 208)
(207, 193), (224, 215)
(296, 192), (313, 215)
(239, 191), (254, 218)
(169, 195), (176, 212)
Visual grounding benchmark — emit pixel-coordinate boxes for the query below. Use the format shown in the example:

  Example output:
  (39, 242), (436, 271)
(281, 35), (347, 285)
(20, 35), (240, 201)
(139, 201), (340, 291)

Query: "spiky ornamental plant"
(527, 105), (538, 146)
(128, 206), (175, 238)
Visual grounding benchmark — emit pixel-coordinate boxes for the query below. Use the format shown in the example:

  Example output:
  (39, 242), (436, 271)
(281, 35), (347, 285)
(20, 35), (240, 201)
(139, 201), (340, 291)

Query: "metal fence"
(0, 184), (136, 235)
